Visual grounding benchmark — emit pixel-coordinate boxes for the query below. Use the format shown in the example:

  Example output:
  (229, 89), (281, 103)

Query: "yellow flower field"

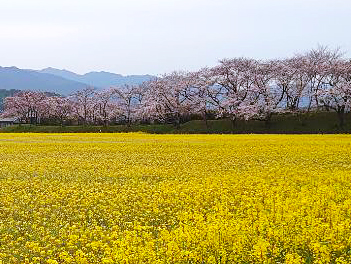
(0, 133), (351, 264)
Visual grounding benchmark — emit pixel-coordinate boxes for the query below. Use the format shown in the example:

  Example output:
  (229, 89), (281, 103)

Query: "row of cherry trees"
(140, 46), (351, 127)
(2, 46), (351, 127)
(1, 85), (143, 126)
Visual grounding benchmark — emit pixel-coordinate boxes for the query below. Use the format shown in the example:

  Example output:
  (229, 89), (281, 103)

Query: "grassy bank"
(1, 111), (351, 133)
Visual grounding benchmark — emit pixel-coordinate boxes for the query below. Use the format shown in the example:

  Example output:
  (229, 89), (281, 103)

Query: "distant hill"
(39, 68), (155, 88)
(0, 66), (87, 95)
(0, 66), (155, 96)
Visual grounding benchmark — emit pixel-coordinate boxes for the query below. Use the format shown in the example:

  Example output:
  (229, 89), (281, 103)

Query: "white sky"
(0, 0), (350, 75)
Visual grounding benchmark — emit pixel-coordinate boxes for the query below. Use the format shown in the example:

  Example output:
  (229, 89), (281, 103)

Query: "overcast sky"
(0, 0), (350, 75)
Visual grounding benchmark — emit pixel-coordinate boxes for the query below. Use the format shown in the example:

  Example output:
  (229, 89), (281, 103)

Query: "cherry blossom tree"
(44, 96), (73, 125)
(285, 56), (310, 111)
(95, 88), (120, 126)
(141, 72), (197, 128)
(302, 46), (343, 111)
(2, 91), (48, 124)
(70, 87), (97, 125)
(274, 58), (300, 111)
(318, 59), (351, 127)
(188, 68), (217, 127)
(112, 85), (140, 126)
(249, 60), (285, 126)
(211, 58), (257, 126)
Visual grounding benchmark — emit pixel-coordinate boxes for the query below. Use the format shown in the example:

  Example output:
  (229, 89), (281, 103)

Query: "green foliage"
(1, 112), (351, 133)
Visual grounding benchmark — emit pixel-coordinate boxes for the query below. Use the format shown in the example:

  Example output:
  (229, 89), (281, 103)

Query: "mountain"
(0, 66), (155, 96)
(39, 68), (155, 88)
(0, 66), (87, 95)
(37, 68), (83, 83)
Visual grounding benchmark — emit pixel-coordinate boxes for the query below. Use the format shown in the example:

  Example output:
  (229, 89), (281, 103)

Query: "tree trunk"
(231, 116), (236, 130)
(307, 95), (313, 113)
(337, 106), (345, 128)
(103, 111), (108, 127)
(126, 108), (131, 127)
(264, 113), (272, 128)
(174, 112), (181, 129)
(203, 109), (208, 129)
